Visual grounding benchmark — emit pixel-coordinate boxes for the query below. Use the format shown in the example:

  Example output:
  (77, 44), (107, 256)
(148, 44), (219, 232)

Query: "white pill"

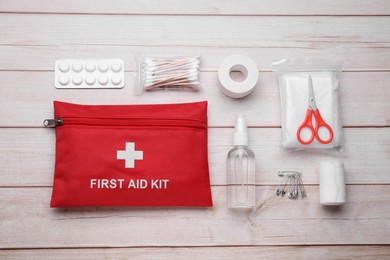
(72, 62), (83, 72)
(72, 74), (83, 85)
(111, 61), (122, 72)
(98, 62), (109, 72)
(85, 61), (96, 72)
(59, 62), (70, 72)
(98, 75), (109, 85)
(58, 75), (70, 85)
(111, 74), (122, 85)
(85, 75), (96, 85)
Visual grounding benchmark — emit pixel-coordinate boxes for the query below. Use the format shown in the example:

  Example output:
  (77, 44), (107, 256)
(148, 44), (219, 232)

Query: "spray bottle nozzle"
(233, 114), (249, 146)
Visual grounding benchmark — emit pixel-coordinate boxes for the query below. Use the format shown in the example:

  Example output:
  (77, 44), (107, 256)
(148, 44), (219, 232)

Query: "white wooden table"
(1, 1), (390, 259)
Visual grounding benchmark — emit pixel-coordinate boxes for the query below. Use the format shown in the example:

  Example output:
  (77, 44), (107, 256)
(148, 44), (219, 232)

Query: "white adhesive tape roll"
(319, 160), (346, 206)
(218, 55), (259, 98)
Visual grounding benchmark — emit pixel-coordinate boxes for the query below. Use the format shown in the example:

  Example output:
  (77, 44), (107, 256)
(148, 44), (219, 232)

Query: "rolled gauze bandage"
(319, 160), (346, 205)
(218, 55), (259, 98)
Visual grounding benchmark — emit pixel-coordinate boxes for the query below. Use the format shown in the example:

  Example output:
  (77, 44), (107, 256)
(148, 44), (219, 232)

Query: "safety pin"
(276, 171), (306, 200)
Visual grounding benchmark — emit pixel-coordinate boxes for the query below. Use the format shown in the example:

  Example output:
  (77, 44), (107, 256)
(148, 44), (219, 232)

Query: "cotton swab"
(140, 55), (201, 91)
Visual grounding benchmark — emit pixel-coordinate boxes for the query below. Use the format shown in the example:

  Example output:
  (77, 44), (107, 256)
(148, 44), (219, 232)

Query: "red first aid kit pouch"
(46, 101), (212, 207)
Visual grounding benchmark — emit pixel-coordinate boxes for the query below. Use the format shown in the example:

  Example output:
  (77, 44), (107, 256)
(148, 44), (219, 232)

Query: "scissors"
(296, 75), (333, 145)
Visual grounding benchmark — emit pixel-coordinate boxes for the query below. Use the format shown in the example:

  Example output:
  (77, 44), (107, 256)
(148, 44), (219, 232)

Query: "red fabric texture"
(50, 101), (212, 207)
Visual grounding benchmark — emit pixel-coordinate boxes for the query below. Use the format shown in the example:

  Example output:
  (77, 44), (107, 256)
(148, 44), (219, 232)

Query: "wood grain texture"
(0, 128), (389, 187)
(1, 186), (390, 248)
(1, 0), (389, 258)
(1, 246), (390, 259)
(1, 15), (389, 50)
(0, 71), (388, 127)
(1, 0), (390, 15)
(1, 45), (390, 71)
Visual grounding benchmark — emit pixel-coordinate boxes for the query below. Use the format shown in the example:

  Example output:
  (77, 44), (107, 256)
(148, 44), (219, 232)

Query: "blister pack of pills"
(55, 59), (125, 89)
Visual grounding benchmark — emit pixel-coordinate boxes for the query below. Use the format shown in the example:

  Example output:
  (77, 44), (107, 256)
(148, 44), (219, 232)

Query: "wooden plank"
(1, 0), (390, 15)
(1, 45), (390, 71)
(0, 1), (387, 257)
(0, 128), (388, 186)
(0, 71), (388, 127)
(0, 185), (389, 248)
(1, 246), (390, 259)
(1, 15), (389, 52)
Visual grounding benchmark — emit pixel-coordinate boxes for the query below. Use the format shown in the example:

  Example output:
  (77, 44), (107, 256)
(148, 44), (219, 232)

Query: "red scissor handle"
(313, 109), (333, 144)
(296, 109), (315, 145)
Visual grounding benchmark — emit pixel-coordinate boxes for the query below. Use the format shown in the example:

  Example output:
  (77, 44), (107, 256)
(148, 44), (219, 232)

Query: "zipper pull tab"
(43, 118), (63, 127)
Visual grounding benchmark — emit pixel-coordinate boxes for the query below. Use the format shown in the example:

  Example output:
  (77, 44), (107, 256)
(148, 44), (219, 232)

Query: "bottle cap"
(233, 114), (249, 146)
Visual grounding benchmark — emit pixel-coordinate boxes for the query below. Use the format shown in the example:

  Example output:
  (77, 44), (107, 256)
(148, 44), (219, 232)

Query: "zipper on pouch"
(43, 118), (63, 127)
(43, 117), (206, 129)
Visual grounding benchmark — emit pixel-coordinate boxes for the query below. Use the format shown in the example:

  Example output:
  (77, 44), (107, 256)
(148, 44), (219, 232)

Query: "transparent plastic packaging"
(135, 53), (201, 94)
(272, 59), (344, 151)
(227, 115), (256, 208)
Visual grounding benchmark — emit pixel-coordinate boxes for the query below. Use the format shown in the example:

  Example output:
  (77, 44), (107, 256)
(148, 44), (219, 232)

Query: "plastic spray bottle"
(227, 114), (256, 208)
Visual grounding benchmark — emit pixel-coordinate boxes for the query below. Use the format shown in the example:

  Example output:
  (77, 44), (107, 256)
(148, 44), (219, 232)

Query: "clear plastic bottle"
(227, 115), (256, 208)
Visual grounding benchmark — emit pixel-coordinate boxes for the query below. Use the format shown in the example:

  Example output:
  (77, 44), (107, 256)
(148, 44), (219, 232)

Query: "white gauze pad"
(280, 72), (342, 148)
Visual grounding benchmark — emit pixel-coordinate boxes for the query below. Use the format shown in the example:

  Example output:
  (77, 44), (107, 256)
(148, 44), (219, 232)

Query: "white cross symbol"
(117, 142), (143, 168)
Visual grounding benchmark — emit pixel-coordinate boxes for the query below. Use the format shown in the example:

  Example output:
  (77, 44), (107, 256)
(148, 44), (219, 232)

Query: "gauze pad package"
(272, 59), (343, 151)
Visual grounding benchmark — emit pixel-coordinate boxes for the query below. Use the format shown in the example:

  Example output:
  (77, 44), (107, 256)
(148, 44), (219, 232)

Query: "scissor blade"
(308, 75), (317, 110)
